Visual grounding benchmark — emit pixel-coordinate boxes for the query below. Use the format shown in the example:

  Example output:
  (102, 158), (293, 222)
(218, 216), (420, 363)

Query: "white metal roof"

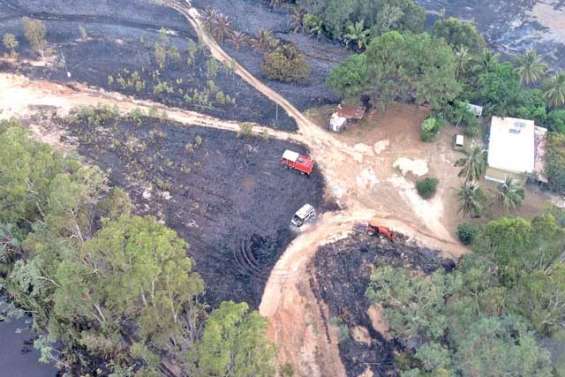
(487, 116), (535, 175)
(466, 103), (483, 117)
(282, 149), (299, 162)
(455, 134), (464, 146)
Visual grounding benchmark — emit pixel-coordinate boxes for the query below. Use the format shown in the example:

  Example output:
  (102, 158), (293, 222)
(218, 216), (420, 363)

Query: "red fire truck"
(280, 149), (314, 176)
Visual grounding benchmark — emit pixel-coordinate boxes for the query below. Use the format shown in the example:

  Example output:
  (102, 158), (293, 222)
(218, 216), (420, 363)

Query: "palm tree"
(454, 46), (471, 80)
(544, 72), (565, 108)
(251, 30), (279, 51)
(455, 146), (488, 183)
(496, 177), (525, 210)
(472, 50), (500, 75)
(290, 7), (306, 32)
(343, 21), (371, 50)
(228, 31), (249, 51)
(515, 50), (547, 85)
(458, 183), (485, 218)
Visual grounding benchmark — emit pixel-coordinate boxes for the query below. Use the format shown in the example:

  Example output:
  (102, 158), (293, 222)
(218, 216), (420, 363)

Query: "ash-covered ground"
(311, 231), (454, 377)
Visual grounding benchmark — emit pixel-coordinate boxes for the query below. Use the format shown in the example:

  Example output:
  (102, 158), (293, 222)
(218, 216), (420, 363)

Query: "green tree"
(456, 316), (553, 377)
(414, 343), (452, 373)
(262, 43), (310, 83)
(544, 72), (565, 108)
(327, 53), (368, 97)
(190, 301), (276, 377)
(546, 132), (565, 193)
(474, 213), (564, 280)
(454, 146), (487, 183)
(2, 33), (18, 57)
(372, 0), (425, 36)
(457, 183), (485, 218)
(432, 17), (485, 53)
(476, 62), (523, 116)
(363, 31), (460, 108)
(510, 263), (565, 335)
(366, 266), (448, 341)
(515, 50), (547, 85)
(496, 177), (525, 210)
(0, 125), (70, 224)
(22, 17), (47, 56)
(53, 216), (204, 347)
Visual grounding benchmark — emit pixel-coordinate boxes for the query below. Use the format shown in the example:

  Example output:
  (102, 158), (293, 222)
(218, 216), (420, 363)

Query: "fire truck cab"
(281, 150), (314, 176)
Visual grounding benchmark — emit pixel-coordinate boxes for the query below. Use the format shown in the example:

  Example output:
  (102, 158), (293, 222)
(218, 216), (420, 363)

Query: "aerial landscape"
(0, 0), (564, 376)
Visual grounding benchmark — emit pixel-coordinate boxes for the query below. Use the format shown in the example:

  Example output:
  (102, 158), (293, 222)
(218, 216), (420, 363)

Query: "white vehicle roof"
(294, 204), (314, 220)
(455, 134), (464, 146)
(282, 149), (300, 162)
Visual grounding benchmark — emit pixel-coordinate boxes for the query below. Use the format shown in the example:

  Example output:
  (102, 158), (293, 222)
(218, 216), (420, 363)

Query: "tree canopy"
(328, 31), (461, 109)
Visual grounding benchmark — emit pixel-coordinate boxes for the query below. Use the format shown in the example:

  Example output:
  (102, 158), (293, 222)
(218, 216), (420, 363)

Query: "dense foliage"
(546, 132), (565, 193)
(295, 0), (425, 39)
(367, 210), (564, 376)
(329, 31), (460, 109)
(262, 43), (311, 83)
(0, 120), (275, 376)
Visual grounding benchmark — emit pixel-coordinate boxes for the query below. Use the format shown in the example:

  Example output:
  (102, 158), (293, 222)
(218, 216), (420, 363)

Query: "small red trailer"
(281, 149), (314, 176)
(368, 218), (395, 242)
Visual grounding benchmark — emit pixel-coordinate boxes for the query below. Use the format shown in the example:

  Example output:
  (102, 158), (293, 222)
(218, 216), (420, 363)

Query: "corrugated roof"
(335, 105), (365, 120)
(487, 116), (535, 174)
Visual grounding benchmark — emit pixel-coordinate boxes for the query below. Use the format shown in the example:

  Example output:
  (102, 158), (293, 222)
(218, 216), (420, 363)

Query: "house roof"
(335, 105), (365, 120)
(487, 116), (535, 175)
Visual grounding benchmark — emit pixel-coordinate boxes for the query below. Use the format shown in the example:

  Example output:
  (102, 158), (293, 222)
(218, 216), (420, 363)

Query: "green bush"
(548, 109), (565, 134)
(456, 222), (479, 245)
(546, 132), (565, 194)
(261, 43), (310, 83)
(416, 177), (439, 199)
(420, 117), (443, 142)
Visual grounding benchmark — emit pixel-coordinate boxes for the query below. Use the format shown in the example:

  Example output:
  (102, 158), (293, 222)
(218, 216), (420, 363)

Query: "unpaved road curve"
(0, 72), (299, 143)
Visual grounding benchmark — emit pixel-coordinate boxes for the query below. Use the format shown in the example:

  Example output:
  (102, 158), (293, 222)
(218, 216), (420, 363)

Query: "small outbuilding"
(466, 103), (484, 117)
(329, 104), (366, 133)
(485, 116), (547, 184)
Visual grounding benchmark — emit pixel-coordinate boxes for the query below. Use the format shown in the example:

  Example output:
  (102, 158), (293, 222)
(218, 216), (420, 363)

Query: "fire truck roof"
(282, 149), (300, 162)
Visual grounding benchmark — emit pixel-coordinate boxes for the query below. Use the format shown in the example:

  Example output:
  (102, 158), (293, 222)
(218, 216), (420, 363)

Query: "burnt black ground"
(311, 230), (452, 377)
(59, 115), (325, 308)
(0, 0), (297, 131)
(418, 0), (565, 70)
(192, 0), (350, 110)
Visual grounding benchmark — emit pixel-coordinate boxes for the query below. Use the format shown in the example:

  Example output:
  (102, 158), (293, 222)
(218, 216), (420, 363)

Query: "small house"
(485, 116), (547, 184)
(329, 104), (366, 133)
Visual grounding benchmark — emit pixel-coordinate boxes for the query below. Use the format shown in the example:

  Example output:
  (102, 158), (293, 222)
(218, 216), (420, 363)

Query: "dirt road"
(0, 73), (299, 143)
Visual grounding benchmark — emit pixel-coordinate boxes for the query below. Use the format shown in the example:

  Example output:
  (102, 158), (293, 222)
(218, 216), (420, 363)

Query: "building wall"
(485, 167), (527, 185)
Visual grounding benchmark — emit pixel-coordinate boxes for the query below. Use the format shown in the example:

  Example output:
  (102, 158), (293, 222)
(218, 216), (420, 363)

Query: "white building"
(486, 116), (536, 184)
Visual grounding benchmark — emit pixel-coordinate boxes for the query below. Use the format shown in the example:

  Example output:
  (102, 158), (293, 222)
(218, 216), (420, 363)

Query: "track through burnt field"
(57, 114), (325, 307)
(311, 231), (453, 377)
(0, 0), (297, 131)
